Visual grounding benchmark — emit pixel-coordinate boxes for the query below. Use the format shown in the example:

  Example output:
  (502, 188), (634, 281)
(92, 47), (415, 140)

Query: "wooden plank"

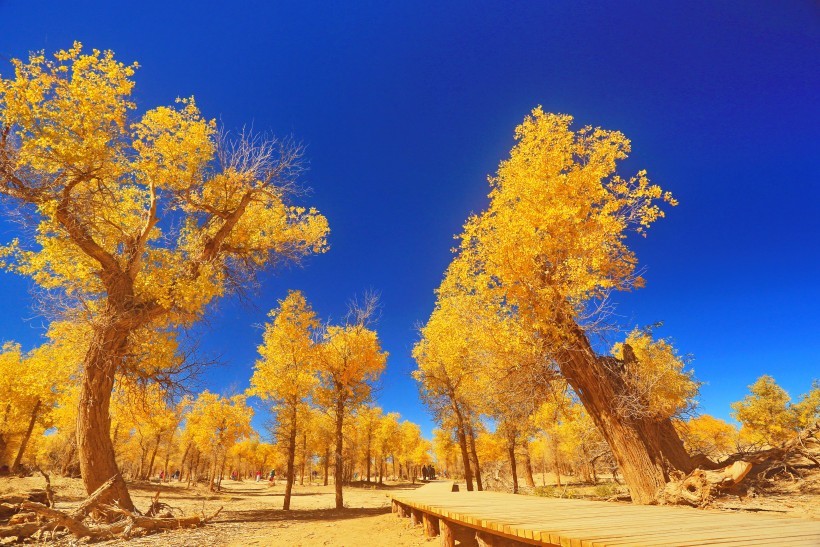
(392, 487), (820, 547)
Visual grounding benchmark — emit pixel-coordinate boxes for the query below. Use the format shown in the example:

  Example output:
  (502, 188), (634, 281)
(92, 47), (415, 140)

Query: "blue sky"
(1, 1), (818, 438)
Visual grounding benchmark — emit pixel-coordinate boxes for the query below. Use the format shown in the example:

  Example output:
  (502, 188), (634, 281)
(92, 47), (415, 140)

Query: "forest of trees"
(411, 108), (820, 503)
(0, 43), (817, 534)
(0, 44), (429, 515)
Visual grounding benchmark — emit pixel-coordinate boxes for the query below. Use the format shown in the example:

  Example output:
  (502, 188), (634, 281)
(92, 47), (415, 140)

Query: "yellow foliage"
(731, 375), (798, 447)
(676, 415), (738, 458)
(249, 290), (319, 411)
(793, 380), (820, 429)
(315, 324), (387, 409)
(0, 41), (328, 353)
(612, 327), (700, 420)
(457, 107), (676, 337)
(184, 391), (253, 457)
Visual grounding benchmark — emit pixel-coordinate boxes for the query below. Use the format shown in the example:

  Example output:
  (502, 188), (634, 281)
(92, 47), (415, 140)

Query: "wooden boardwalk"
(391, 481), (820, 546)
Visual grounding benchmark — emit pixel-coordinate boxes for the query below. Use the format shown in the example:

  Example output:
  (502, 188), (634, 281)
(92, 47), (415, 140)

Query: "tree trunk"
(12, 399), (41, 473)
(552, 437), (562, 487)
(467, 423), (483, 491)
(284, 410), (298, 510)
(217, 454), (226, 490)
(334, 398), (345, 509)
(451, 403), (474, 491)
(178, 443), (191, 482)
(163, 445), (171, 481)
(506, 431), (518, 494)
(300, 432), (306, 486)
(76, 325), (134, 512)
(61, 440), (76, 477)
(146, 433), (161, 480)
(323, 446), (329, 486)
(554, 321), (693, 504)
(366, 441), (372, 483)
(522, 439), (536, 488)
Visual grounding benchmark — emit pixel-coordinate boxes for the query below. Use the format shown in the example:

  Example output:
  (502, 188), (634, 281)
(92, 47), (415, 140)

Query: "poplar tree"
(0, 44), (328, 509)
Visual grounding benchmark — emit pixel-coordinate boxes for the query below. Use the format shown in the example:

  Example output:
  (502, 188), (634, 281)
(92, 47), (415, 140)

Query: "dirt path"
(105, 480), (433, 547)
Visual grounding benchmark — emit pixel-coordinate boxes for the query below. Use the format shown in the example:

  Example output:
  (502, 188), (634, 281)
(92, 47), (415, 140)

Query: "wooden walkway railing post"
(422, 512), (439, 538)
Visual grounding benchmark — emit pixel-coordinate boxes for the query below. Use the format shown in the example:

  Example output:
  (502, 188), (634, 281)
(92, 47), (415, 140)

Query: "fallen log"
(20, 501), (96, 538)
(661, 461), (752, 506)
(0, 490), (48, 506)
(69, 475), (119, 520)
(0, 502), (18, 521)
(662, 425), (819, 506)
(0, 521), (40, 540)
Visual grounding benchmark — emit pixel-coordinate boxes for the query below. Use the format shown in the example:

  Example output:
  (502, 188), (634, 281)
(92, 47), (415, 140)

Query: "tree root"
(0, 501), (223, 541)
(661, 461), (752, 506)
(661, 424), (820, 506)
(0, 477), (222, 542)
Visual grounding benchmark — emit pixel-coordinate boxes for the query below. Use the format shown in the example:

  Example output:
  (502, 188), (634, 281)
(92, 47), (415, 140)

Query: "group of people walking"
(421, 464), (436, 481)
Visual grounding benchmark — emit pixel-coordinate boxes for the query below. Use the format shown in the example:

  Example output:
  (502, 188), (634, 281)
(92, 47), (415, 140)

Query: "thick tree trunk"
(76, 325), (134, 512)
(468, 424), (483, 491)
(334, 398), (345, 509)
(522, 439), (536, 488)
(555, 321), (693, 504)
(451, 403), (474, 491)
(12, 399), (41, 473)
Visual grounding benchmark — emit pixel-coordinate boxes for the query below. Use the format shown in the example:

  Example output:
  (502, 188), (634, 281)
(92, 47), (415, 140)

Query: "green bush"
(594, 484), (617, 498)
(533, 485), (556, 497)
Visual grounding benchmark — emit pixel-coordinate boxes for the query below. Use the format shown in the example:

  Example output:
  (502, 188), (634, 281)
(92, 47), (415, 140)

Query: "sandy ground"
(3, 469), (819, 545)
(1, 476), (435, 546)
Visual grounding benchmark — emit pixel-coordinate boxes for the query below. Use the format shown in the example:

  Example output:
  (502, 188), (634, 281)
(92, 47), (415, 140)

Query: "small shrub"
(533, 485), (555, 497)
(594, 484), (617, 498)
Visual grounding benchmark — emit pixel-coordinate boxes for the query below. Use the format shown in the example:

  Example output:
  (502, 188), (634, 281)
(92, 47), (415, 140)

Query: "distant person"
(430, 465), (436, 479)
(269, 469), (276, 483)
(256, 470), (262, 482)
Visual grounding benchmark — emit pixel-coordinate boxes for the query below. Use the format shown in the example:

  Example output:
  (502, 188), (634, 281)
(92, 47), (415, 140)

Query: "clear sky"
(1, 1), (818, 438)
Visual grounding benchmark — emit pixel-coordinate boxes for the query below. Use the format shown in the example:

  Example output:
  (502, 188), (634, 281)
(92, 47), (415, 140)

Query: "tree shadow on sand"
(220, 506), (390, 524)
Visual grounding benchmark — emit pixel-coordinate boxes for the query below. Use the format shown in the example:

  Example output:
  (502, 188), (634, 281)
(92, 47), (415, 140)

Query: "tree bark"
(365, 439), (372, 483)
(146, 433), (161, 480)
(451, 404), (474, 491)
(554, 320), (693, 504)
(76, 324), (134, 512)
(178, 443), (191, 482)
(283, 411), (297, 510)
(323, 446), (329, 486)
(300, 431), (306, 486)
(468, 423), (483, 491)
(334, 397), (345, 509)
(522, 439), (536, 488)
(506, 430), (518, 494)
(12, 399), (40, 473)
